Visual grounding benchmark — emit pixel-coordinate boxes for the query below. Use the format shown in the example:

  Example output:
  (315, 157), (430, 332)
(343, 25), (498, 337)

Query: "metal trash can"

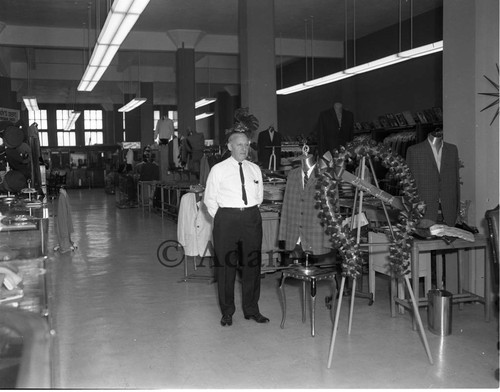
(427, 289), (453, 336)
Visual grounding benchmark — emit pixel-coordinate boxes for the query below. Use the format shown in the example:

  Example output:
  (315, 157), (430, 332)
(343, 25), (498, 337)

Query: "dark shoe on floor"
(220, 314), (232, 326)
(244, 313), (270, 323)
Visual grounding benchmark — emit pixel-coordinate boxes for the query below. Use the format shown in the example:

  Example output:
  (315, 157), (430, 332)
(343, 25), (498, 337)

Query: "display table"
(394, 234), (491, 328)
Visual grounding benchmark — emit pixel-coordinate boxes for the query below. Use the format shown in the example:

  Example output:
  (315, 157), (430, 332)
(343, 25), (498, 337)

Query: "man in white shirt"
(204, 132), (268, 327)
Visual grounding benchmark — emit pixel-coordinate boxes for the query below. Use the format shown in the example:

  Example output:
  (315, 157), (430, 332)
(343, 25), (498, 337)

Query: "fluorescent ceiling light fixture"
(78, 0), (151, 92)
(304, 71), (352, 87)
(398, 40), (443, 58)
(196, 112), (214, 120)
(277, 41), (443, 95)
(195, 97), (217, 109)
(64, 111), (81, 130)
(22, 96), (39, 111)
(118, 97), (147, 112)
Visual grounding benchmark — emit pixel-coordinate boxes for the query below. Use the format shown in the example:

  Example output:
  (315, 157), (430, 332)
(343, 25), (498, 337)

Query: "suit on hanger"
(316, 108), (354, 157)
(257, 128), (282, 169)
(278, 166), (332, 255)
(406, 140), (460, 225)
(177, 192), (213, 257)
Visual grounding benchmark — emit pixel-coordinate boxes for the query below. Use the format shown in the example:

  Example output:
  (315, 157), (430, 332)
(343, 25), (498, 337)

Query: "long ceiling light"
(118, 97), (147, 112)
(277, 40), (443, 95)
(78, 0), (151, 92)
(195, 97), (217, 109)
(22, 96), (39, 112)
(64, 111), (81, 130)
(195, 112), (214, 121)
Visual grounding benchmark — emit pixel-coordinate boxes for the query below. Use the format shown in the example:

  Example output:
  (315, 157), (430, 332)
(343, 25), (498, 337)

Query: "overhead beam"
(2, 25), (343, 59)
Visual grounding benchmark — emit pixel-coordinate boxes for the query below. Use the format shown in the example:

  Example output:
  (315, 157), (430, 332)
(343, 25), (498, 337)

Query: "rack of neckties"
(382, 131), (416, 159)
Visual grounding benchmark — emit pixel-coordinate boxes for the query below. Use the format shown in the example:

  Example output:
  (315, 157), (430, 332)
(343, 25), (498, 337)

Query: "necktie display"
(239, 162), (248, 205)
(303, 169), (309, 188)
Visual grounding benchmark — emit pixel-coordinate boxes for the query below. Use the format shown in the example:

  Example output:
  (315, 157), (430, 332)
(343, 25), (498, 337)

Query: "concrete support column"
(140, 82), (154, 147)
(167, 30), (205, 138)
(238, 0), (277, 138)
(175, 47), (196, 138)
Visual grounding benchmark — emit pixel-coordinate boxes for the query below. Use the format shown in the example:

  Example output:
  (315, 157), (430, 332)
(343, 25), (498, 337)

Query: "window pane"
(39, 132), (48, 147)
(84, 109), (103, 130)
(154, 110), (160, 130)
(57, 131), (76, 146)
(28, 110), (48, 129)
(84, 131), (103, 145)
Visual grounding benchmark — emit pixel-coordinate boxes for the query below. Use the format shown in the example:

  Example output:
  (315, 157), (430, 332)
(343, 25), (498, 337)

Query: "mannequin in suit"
(315, 102), (355, 157)
(406, 129), (460, 226)
(278, 151), (332, 257)
(257, 125), (282, 170)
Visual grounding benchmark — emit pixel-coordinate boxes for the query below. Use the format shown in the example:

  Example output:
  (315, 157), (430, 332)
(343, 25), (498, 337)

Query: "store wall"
(443, 0), (499, 297)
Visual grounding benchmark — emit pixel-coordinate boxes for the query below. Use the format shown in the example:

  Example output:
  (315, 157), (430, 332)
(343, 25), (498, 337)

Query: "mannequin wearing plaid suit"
(278, 156), (332, 256)
(406, 130), (460, 226)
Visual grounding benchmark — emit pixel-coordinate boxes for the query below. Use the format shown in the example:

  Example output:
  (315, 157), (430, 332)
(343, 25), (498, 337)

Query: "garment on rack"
(177, 192), (213, 257)
(314, 103), (355, 156)
(406, 139), (460, 225)
(186, 131), (205, 174)
(55, 188), (75, 253)
(278, 166), (332, 255)
(257, 127), (282, 170)
(154, 117), (175, 141)
(382, 131), (416, 158)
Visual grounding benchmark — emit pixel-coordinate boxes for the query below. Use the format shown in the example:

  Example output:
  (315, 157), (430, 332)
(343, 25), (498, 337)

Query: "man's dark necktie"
(303, 169), (309, 188)
(239, 162), (248, 205)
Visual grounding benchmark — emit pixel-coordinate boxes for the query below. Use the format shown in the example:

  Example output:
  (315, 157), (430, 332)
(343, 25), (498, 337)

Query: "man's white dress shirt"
(204, 156), (263, 218)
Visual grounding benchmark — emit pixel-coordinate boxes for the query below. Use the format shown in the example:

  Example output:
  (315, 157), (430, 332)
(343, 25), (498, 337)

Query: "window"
(28, 110), (48, 129)
(28, 110), (49, 146)
(38, 132), (49, 147)
(168, 110), (178, 129)
(84, 110), (103, 129)
(84, 131), (103, 145)
(56, 109), (76, 146)
(84, 110), (103, 145)
(57, 131), (76, 146)
(154, 110), (161, 130)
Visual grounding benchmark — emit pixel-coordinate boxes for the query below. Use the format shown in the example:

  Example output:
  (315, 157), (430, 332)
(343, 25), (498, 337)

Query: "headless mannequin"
(333, 102), (343, 122)
(428, 128), (443, 150)
(301, 153), (316, 173)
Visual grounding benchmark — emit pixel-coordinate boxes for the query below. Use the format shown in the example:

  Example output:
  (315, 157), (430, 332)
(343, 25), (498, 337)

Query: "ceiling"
(0, 0), (442, 108)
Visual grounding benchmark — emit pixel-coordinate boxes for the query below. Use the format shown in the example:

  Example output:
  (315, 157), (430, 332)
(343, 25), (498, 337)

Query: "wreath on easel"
(315, 138), (426, 279)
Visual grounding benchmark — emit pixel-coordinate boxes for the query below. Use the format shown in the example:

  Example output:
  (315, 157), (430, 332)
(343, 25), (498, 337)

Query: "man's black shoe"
(244, 313), (270, 323)
(220, 315), (232, 326)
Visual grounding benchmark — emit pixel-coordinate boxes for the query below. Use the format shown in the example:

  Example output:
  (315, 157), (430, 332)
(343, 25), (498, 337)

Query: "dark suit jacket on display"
(257, 129), (282, 169)
(278, 166), (332, 255)
(406, 140), (460, 225)
(316, 108), (354, 157)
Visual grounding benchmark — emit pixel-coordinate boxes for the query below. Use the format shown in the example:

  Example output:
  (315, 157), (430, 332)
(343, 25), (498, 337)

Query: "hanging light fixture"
(118, 97), (147, 112)
(277, 0), (443, 96)
(196, 112), (214, 121)
(195, 55), (217, 109)
(118, 51), (146, 112)
(23, 96), (39, 112)
(64, 111), (81, 130)
(22, 48), (39, 111)
(78, 0), (151, 92)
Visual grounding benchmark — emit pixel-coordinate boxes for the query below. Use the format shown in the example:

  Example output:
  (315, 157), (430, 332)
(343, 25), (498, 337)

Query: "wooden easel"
(326, 155), (433, 368)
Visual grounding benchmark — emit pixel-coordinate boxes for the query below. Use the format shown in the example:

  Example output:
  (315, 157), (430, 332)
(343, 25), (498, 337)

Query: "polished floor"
(46, 189), (499, 389)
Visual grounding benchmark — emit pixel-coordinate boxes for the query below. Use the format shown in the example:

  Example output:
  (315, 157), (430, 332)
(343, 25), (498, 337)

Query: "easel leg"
(327, 276), (346, 368)
(348, 278), (356, 335)
(404, 275), (434, 365)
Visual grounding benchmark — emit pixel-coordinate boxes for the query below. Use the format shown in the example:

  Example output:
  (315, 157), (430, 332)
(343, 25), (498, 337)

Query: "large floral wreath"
(315, 139), (425, 279)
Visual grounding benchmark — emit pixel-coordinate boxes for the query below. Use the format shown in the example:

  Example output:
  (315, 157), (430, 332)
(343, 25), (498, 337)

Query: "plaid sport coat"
(278, 166), (333, 255)
(406, 140), (460, 225)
